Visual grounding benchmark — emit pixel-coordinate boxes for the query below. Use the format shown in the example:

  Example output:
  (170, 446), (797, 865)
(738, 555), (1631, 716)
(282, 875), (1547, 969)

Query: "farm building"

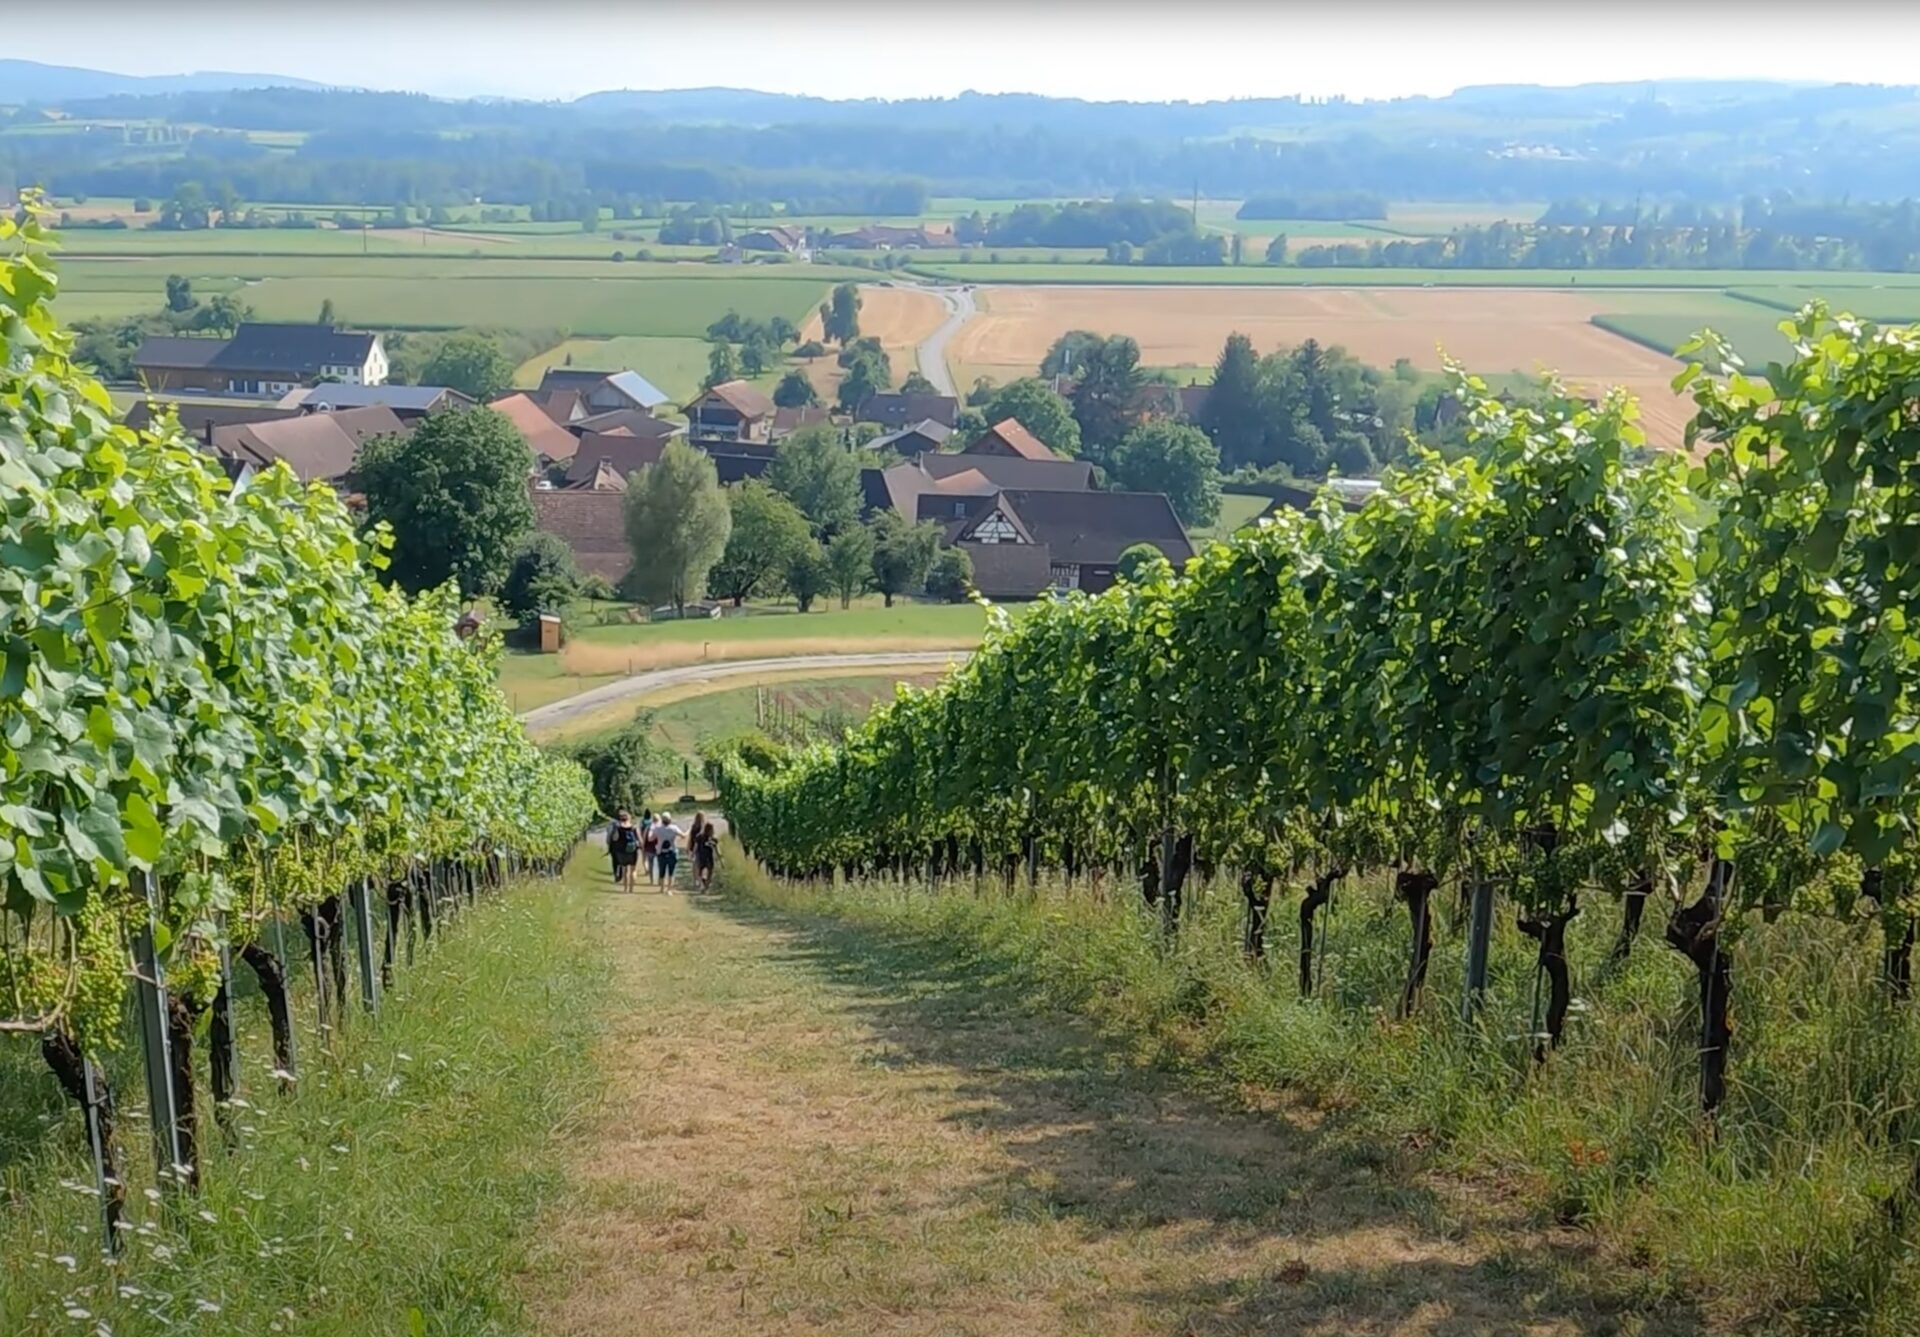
(918, 449), (1094, 492)
(536, 367), (671, 414)
(208, 405), (408, 486)
(206, 323), (388, 398)
(771, 405), (832, 437)
(867, 419), (953, 455)
(131, 336), (228, 394)
(857, 392), (958, 430)
(124, 396), (303, 439)
(530, 489), (630, 584)
(490, 392), (584, 464)
(686, 379), (777, 443)
(967, 418), (1057, 461)
(929, 489), (1191, 597)
(736, 226), (809, 257)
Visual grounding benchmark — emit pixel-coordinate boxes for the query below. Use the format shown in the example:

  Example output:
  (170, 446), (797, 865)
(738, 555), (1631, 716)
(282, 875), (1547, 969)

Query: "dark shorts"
(613, 849), (638, 870)
(695, 845), (716, 872)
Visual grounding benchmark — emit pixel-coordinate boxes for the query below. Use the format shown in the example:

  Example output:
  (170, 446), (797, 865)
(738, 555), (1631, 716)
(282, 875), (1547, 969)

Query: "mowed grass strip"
(0, 873), (610, 1337)
(524, 853), (1679, 1335)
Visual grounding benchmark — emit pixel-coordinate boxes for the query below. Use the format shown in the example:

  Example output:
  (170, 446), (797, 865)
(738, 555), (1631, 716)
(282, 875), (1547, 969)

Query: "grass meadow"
(0, 875), (609, 1335)
(732, 857), (1920, 1331)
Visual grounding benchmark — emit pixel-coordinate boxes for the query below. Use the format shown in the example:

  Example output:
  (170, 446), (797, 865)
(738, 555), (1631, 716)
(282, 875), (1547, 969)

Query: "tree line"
(1290, 218), (1919, 272)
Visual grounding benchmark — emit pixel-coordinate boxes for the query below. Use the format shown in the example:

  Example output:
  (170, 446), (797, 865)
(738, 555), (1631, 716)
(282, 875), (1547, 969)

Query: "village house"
(203, 323), (389, 398)
(867, 419), (952, 456)
(208, 405), (409, 487)
(927, 488), (1192, 597)
(685, 379), (777, 443)
(967, 418), (1056, 461)
(535, 368), (670, 414)
(735, 225), (810, 258)
(856, 391), (959, 430)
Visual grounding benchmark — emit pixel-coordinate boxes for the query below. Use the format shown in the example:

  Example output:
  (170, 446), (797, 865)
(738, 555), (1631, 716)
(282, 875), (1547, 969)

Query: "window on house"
(1050, 563), (1077, 590)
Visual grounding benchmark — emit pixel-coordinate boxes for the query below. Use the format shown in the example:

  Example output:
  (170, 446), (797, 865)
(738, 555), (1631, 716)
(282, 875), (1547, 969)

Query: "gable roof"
(772, 404), (831, 436)
(928, 467), (996, 495)
(972, 418), (1055, 461)
(869, 419), (953, 452)
(537, 367), (670, 409)
(920, 450), (1094, 492)
(124, 397), (301, 438)
(530, 489), (630, 583)
(490, 392), (583, 461)
(707, 451), (775, 485)
(209, 323), (378, 374)
(571, 408), (682, 439)
(563, 433), (667, 488)
(691, 379), (776, 420)
(856, 392), (959, 429)
(999, 489), (1193, 567)
(537, 388), (587, 423)
(132, 335), (227, 370)
(280, 383), (472, 413)
(209, 406), (407, 484)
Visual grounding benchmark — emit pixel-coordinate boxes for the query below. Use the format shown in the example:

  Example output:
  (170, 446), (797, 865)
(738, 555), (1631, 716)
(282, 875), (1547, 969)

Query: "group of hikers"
(606, 809), (719, 894)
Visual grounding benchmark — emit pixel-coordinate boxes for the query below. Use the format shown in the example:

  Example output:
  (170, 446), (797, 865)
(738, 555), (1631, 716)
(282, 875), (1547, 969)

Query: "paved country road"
(517, 650), (971, 733)
(911, 283), (975, 397)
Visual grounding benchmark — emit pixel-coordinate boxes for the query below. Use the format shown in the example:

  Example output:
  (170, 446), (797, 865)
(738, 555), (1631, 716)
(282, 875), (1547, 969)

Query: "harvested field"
(949, 285), (1702, 447)
(799, 283), (948, 396)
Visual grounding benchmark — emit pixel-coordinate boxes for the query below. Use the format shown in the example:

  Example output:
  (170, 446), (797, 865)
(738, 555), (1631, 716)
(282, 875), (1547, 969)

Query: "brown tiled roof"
(531, 489), (630, 583)
(209, 406), (408, 484)
(921, 451), (1094, 491)
(928, 467), (996, 495)
(692, 379), (776, 420)
(772, 405), (831, 435)
(490, 393), (582, 461)
(564, 433), (666, 488)
(971, 419), (1055, 461)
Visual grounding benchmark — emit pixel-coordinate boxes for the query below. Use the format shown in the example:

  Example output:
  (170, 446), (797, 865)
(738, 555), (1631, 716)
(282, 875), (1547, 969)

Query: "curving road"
(518, 650), (972, 734)
(910, 284), (975, 398)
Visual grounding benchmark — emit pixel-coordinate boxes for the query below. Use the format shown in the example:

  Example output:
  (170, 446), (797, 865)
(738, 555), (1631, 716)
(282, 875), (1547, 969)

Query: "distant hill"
(0, 59), (327, 104)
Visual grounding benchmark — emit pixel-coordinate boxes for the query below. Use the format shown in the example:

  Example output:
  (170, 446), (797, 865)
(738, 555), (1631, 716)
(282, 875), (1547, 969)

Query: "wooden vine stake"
(132, 868), (186, 1186)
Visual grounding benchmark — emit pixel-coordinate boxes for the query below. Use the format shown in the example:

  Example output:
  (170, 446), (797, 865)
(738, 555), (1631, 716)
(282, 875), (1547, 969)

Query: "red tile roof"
(971, 418), (1055, 461)
(490, 393), (582, 461)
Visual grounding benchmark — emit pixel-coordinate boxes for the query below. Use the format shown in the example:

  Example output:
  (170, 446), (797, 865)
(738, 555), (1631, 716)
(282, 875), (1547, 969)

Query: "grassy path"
(528, 863), (1688, 1335)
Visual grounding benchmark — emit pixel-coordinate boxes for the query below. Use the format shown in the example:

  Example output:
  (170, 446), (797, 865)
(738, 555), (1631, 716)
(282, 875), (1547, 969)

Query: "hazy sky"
(10, 2), (1920, 103)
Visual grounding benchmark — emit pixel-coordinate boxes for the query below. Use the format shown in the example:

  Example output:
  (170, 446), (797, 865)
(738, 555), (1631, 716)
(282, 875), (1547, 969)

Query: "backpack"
(613, 824), (640, 855)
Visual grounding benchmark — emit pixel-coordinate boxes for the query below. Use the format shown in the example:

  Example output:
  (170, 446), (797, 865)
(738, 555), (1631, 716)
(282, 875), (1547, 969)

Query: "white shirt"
(656, 822), (684, 852)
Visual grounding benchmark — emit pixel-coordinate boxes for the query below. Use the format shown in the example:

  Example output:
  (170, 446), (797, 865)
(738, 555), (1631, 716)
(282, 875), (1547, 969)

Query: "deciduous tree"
(983, 378), (1082, 457)
(822, 282), (862, 344)
(773, 368), (820, 409)
(622, 440), (732, 616)
(498, 531), (581, 621)
(356, 406), (535, 596)
(785, 543), (832, 612)
(827, 525), (876, 608)
(1112, 420), (1221, 527)
(868, 511), (943, 607)
(709, 480), (814, 606)
(423, 332), (514, 400)
(770, 424), (864, 535)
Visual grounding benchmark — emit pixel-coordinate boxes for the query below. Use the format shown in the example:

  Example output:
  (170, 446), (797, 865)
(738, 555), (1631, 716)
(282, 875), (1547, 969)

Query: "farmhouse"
(736, 225), (809, 257)
(867, 419), (952, 455)
(124, 396), (303, 439)
(278, 383), (473, 419)
(490, 392), (584, 464)
(209, 323), (388, 397)
(686, 379), (776, 443)
(857, 392), (959, 430)
(772, 404), (832, 436)
(822, 224), (949, 250)
(530, 490), (629, 584)
(571, 408), (682, 440)
(208, 405), (408, 486)
(131, 336), (228, 393)
(561, 433), (665, 489)
(536, 367), (670, 414)
(917, 448), (1095, 492)
(927, 489), (1192, 597)
(967, 418), (1056, 461)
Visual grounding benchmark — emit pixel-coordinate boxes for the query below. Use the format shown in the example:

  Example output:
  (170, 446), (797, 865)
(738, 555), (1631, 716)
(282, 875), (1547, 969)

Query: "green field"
(1189, 491), (1273, 543)
(568, 600), (989, 649)
(1727, 285), (1920, 321)
(513, 336), (721, 401)
(1593, 312), (1801, 365)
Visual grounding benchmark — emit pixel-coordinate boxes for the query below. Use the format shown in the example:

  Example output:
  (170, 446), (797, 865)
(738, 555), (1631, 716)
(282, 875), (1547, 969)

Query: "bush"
(1115, 542), (1169, 584)
(926, 546), (974, 602)
(795, 340), (827, 359)
(498, 531), (581, 622)
(567, 714), (679, 818)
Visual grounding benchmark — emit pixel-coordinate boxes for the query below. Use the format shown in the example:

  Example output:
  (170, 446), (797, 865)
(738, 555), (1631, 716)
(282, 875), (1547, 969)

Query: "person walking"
(640, 810), (660, 888)
(608, 810), (642, 894)
(691, 812), (719, 892)
(655, 813), (685, 893)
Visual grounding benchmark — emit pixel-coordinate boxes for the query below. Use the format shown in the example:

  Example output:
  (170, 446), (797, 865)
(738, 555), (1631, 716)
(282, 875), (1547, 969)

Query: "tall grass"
(0, 875), (609, 1336)
(732, 855), (1920, 1332)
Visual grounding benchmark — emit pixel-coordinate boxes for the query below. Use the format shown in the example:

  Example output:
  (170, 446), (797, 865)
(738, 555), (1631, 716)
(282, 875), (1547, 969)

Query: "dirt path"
(527, 877), (1688, 1335)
